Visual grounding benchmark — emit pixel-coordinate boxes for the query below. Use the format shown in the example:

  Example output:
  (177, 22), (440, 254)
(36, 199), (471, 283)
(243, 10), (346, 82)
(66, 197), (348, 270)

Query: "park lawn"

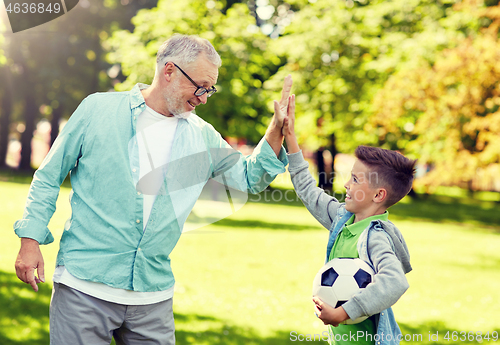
(1, 176), (500, 345)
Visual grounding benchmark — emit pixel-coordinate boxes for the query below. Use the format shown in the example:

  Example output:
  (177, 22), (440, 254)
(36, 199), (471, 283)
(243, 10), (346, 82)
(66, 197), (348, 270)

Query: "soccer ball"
(312, 258), (375, 325)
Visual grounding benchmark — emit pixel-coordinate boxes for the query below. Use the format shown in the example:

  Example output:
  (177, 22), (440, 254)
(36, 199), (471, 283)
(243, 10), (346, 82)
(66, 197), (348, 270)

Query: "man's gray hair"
(155, 34), (221, 75)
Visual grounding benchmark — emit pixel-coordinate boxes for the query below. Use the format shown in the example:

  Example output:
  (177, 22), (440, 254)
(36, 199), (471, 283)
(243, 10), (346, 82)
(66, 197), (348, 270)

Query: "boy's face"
(343, 159), (379, 214)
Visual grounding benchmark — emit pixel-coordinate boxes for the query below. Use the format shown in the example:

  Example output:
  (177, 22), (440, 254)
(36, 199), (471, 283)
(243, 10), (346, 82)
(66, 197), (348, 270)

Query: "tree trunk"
(329, 133), (337, 189)
(19, 81), (37, 171)
(50, 106), (62, 146)
(0, 68), (12, 168)
(407, 188), (417, 198)
(315, 148), (328, 190)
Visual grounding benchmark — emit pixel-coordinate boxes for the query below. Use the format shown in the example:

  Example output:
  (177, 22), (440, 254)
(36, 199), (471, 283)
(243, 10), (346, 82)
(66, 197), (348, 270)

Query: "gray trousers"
(50, 283), (175, 345)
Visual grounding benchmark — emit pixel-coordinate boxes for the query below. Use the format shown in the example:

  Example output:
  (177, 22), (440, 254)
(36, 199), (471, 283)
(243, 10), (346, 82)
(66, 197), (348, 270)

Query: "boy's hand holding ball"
(313, 296), (349, 327)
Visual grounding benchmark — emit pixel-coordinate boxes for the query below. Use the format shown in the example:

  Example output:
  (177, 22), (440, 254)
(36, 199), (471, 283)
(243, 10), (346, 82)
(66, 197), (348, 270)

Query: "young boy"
(281, 96), (416, 345)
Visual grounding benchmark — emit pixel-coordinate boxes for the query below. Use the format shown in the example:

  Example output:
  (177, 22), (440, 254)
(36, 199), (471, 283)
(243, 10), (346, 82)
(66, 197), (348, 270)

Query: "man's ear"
(163, 62), (175, 82)
(373, 188), (387, 204)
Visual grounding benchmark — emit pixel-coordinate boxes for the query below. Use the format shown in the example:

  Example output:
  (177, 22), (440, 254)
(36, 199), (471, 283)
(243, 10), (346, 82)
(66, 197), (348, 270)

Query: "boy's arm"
(283, 96), (341, 230)
(341, 231), (410, 321)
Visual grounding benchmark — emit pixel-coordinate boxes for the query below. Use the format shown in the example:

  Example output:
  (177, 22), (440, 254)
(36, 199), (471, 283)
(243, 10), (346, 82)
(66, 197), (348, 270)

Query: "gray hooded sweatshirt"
(288, 151), (411, 321)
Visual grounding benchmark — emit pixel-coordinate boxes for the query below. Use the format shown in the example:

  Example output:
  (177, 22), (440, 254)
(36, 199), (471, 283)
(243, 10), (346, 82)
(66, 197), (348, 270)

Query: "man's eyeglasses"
(167, 62), (217, 97)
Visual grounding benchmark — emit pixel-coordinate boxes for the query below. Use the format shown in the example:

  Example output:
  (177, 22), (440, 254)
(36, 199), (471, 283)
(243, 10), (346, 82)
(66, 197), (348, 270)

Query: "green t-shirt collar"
(344, 211), (389, 236)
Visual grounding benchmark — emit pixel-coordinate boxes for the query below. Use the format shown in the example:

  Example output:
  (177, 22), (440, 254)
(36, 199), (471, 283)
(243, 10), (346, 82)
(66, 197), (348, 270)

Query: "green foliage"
(0, 0), (157, 168)
(105, 0), (283, 143)
(372, 2), (500, 190)
(267, 0), (481, 153)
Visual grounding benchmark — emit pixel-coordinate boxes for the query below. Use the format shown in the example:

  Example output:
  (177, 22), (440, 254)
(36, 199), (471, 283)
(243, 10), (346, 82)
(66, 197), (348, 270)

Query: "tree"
(105, 0), (285, 144)
(0, 0), (157, 170)
(265, 0), (481, 187)
(0, 28), (10, 168)
(372, 1), (500, 191)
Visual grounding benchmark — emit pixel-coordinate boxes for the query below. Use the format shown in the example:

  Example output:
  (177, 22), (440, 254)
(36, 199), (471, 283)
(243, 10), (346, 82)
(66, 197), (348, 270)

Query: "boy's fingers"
(288, 95), (295, 119)
(282, 118), (288, 136)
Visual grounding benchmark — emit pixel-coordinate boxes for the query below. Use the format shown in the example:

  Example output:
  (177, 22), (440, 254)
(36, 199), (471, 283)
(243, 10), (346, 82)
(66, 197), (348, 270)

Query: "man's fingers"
(15, 239), (44, 292)
(25, 267), (39, 292)
(273, 100), (285, 124)
(273, 100), (280, 117)
(279, 74), (293, 104)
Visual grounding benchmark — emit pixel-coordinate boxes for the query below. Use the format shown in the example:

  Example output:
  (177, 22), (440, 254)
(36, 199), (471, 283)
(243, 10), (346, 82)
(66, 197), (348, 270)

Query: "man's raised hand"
(272, 74), (293, 129)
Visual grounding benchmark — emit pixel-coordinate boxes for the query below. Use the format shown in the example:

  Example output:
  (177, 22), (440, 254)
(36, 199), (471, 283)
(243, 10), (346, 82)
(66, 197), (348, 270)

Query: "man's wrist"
(265, 124), (284, 142)
(21, 237), (40, 246)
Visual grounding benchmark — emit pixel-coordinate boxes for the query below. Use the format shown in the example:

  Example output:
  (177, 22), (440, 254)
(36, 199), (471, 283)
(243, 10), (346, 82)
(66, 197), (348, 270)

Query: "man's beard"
(164, 79), (193, 119)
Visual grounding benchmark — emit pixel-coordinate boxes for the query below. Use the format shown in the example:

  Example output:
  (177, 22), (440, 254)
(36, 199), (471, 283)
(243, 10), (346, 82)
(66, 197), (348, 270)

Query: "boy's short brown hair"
(355, 146), (417, 208)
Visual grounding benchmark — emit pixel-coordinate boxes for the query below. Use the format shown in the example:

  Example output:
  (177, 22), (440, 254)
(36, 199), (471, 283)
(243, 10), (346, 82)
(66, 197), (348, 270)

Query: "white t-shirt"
(137, 106), (178, 230)
(54, 106), (179, 305)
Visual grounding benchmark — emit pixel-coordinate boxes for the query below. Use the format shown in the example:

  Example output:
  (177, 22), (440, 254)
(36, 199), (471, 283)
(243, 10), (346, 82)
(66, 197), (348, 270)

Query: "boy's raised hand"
(313, 296), (349, 327)
(281, 94), (300, 153)
(265, 75), (293, 157)
(281, 94), (295, 137)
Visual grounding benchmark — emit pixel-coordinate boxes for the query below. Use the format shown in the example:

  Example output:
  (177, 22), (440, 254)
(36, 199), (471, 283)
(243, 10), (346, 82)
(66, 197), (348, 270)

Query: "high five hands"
(272, 75), (299, 153)
(272, 74), (293, 131)
(265, 74), (295, 156)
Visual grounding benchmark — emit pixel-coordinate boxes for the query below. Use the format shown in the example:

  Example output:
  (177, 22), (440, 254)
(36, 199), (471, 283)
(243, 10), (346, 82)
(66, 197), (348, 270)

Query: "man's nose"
(198, 93), (209, 105)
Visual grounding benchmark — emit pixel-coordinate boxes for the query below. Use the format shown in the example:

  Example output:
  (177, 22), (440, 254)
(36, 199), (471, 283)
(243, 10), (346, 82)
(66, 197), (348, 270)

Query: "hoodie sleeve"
(341, 229), (410, 320)
(288, 151), (341, 230)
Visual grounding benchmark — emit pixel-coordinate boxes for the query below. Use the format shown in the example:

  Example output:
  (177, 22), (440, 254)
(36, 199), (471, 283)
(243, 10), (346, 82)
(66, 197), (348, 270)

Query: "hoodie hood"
(378, 219), (412, 274)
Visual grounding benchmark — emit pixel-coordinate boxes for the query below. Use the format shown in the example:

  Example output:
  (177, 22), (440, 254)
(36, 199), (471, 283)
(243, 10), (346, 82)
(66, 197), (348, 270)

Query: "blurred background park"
(1, 0), (500, 344)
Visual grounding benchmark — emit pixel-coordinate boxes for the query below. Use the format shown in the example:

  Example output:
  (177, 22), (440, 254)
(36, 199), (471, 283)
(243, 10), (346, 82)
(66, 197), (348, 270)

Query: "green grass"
(1, 171), (500, 344)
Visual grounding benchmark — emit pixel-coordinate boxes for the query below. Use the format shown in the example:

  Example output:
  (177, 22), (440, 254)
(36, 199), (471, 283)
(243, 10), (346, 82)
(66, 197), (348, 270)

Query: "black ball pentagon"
(321, 267), (339, 287)
(335, 300), (347, 309)
(353, 268), (372, 288)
